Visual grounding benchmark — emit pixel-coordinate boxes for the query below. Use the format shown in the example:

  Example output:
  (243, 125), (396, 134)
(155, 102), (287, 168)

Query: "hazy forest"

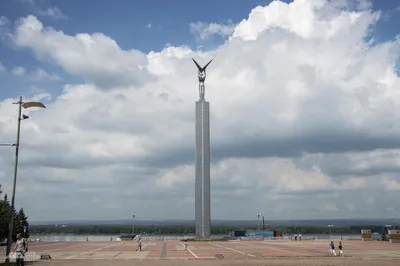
(28, 224), (396, 236)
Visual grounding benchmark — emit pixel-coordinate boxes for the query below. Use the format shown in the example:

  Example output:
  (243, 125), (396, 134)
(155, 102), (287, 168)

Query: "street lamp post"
(262, 215), (265, 231)
(385, 224), (392, 239)
(132, 212), (136, 235)
(328, 225), (334, 239)
(5, 96), (46, 262)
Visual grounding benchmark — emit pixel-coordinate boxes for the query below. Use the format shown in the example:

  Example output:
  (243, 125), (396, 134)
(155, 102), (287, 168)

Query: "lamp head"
(22, 101), (46, 109)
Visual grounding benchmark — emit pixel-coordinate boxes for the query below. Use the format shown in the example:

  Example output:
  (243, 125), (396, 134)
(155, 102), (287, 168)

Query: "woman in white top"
(13, 233), (28, 266)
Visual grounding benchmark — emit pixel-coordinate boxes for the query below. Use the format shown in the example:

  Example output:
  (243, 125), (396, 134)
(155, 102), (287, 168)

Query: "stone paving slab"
(2, 239), (400, 262)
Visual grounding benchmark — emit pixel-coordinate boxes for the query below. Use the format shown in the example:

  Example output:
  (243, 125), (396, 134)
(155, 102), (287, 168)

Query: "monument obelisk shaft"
(193, 58), (212, 238)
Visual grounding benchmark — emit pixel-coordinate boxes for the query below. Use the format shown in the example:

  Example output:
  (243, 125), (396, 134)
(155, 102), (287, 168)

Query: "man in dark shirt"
(338, 241), (343, 256)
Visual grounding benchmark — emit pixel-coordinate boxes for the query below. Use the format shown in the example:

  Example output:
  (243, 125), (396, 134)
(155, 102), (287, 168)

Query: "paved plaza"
(1, 239), (400, 265)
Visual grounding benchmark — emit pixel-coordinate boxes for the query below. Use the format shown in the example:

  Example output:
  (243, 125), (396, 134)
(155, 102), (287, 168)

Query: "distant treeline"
(28, 224), (399, 236)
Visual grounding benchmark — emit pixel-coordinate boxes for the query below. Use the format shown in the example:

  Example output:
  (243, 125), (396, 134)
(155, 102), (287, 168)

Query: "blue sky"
(0, 0), (266, 99)
(1, 0), (400, 221)
(0, 0), (399, 100)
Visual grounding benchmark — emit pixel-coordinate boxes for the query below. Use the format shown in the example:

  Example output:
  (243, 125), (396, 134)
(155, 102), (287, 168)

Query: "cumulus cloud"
(10, 66), (60, 81)
(190, 21), (236, 40)
(29, 68), (61, 81)
(0, 16), (10, 40)
(11, 66), (26, 76)
(1, 0), (400, 220)
(37, 7), (67, 20)
(11, 16), (153, 89)
(0, 61), (5, 72)
(0, 16), (8, 26)
(19, 0), (67, 20)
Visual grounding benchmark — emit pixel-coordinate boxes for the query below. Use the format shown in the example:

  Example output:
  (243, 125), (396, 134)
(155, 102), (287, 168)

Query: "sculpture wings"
(192, 58), (213, 72)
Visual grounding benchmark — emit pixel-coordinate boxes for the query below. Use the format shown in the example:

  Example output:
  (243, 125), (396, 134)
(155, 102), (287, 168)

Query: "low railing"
(29, 234), (364, 242)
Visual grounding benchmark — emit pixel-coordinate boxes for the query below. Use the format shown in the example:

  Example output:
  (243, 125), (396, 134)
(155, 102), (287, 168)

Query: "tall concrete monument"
(192, 58), (213, 238)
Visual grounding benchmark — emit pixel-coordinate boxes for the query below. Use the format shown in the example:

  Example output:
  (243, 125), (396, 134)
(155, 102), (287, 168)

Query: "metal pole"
(132, 212), (135, 235)
(256, 213), (258, 230)
(328, 225), (333, 239)
(5, 96), (23, 262)
(385, 225), (392, 239)
(262, 216), (265, 231)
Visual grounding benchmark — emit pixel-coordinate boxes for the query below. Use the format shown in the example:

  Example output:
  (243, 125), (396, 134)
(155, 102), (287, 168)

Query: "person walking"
(13, 233), (28, 266)
(338, 241), (344, 256)
(184, 240), (188, 252)
(329, 241), (336, 257)
(136, 237), (142, 251)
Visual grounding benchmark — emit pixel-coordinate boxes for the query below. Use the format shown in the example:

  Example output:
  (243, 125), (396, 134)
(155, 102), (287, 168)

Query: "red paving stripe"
(192, 242), (256, 259)
(209, 242), (256, 257)
(31, 242), (118, 252)
(262, 242), (328, 256)
(30, 243), (90, 252)
(233, 241), (322, 257)
(64, 243), (121, 259)
(178, 240), (199, 258)
(170, 251), (196, 258)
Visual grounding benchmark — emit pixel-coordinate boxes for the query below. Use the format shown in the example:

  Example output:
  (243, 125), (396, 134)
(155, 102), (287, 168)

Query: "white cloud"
(10, 66), (60, 81)
(380, 177), (400, 191)
(1, 0), (400, 220)
(11, 66), (26, 76)
(231, 0), (379, 41)
(19, 0), (67, 20)
(322, 203), (339, 212)
(29, 68), (60, 81)
(0, 16), (9, 26)
(12, 16), (151, 89)
(0, 61), (5, 72)
(190, 21), (236, 40)
(0, 16), (10, 40)
(156, 158), (366, 194)
(18, 0), (35, 4)
(37, 7), (67, 20)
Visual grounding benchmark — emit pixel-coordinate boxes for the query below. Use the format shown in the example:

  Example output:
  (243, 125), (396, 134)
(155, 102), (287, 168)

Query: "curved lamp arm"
(22, 102), (46, 109)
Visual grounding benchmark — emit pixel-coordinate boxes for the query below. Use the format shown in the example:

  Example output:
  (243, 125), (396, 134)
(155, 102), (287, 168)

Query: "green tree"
(15, 208), (30, 239)
(381, 226), (388, 241)
(0, 185), (4, 240)
(0, 186), (11, 241)
(0, 184), (30, 241)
